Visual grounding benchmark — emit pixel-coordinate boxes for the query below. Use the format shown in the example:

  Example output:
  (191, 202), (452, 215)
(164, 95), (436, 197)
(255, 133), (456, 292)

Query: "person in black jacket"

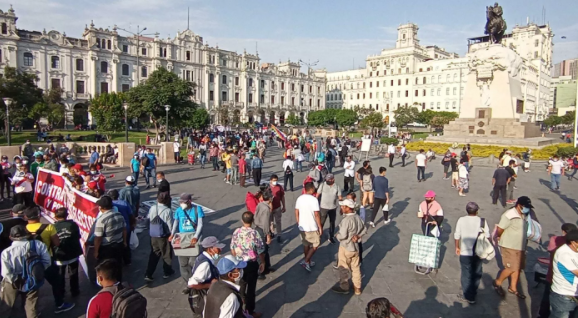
(53, 207), (83, 297)
(156, 171), (171, 197)
(0, 204), (27, 278)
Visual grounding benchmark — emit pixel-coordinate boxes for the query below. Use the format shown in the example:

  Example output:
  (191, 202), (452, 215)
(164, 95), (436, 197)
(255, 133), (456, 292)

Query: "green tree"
(28, 87), (66, 128)
(0, 66), (43, 131)
(335, 109), (358, 127)
(359, 112), (384, 134)
(561, 111), (575, 125)
(307, 111), (326, 126)
(353, 105), (373, 117)
(89, 92), (125, 134)
(393, 105), (419, 129)
(186, 108), (210, 130)
(286, 112), (300, 125)
(543, 115), (562, 127)
(416, 109), (436, 127)
(125, 67), (197, 138)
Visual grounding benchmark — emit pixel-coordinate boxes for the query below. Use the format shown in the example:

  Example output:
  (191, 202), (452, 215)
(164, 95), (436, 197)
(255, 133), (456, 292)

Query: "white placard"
(360, 138), (372, 152)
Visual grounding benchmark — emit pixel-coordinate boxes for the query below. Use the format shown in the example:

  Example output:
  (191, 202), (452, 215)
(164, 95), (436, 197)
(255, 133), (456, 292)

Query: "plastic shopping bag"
(129, 231), (139, 250)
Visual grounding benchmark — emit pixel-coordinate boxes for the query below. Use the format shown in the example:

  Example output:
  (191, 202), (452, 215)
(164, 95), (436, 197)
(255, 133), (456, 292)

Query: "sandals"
(492, 281), (505, 297)
(508, 289), (526, 299)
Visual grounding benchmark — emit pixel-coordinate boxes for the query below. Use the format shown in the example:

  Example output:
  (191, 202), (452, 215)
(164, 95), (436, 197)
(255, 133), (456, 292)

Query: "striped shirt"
(94, 210), (126, 246)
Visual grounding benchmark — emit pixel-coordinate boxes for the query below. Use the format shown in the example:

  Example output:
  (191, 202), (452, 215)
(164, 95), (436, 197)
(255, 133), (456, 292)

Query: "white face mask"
(271, 181), (278, 186)
(180, 203), (188, 210)
(233, 270), (243, 284)
(157, 179), (163, 183)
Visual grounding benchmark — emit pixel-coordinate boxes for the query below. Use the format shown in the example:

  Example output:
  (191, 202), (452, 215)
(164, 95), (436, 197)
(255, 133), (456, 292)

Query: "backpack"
(285, 164), (292, 175)
(141, 155), (150, 168)
(362, 174), (373, 192)
(18, 240), (46, 292)
(325, 150), (333, 161)
(317, 152), (325, 162)
(245, 192), (259, 214)
(149, 204), (171, 238)
(100, 284), (147, 318)
(30, 224), (48, 242)
(474, 218), (495, 260)
(319, 166), (328, 183)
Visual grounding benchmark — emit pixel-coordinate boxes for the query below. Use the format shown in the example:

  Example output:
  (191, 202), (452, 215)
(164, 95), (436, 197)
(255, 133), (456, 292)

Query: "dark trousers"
(15, 191), (33, 207)
(98, 243), (124, 282)
(1, 174), (11, 198)
(538, 282), (551, 318)
(320, 208), (337, 238)
(57, 261), (79, 297)
(211, 156), (219, 170)
(443, 165), (450, 178)
(402, 154), (406, 166)
(174, 151), (180, 162)
(145, 237), (174, 278)
(372, 197), (388, 222)
(44, 263), (65, 306)
(417, 166), (425, 181)
(132, 171), (139, 185)
(284, 173), (294, 191)
(492, 185), (507, 206)
(253, 168), (262, 186)
(327, 160), (334, 173)
(263, 243), (271, 272)
(344, 176), (354, 193)
(460, 255), (482, 302)
(239, 260), (259, 314)
(421, 216), (443, 236)
(0, 279), (39, 317)
(389, 154), (394, 167)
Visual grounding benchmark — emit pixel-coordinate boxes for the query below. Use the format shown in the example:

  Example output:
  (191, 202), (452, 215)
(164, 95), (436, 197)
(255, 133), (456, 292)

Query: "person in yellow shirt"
(224, 150), (232, 184)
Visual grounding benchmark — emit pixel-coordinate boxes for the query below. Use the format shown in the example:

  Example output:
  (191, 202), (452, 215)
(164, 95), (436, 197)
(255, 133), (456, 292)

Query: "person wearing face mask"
(86, 259), (122, 318)
(30, 154), (44, 178)
(170, 193), (205, 293)
(93, 196), (127, 282)
(549, 229), (578, 317)
(204, 255), (247, 318)
(253, 191), (274, 279)
(119, 175), (141, 217)
(130, 154), (140, 184)
(268, 175), (286, 243)
(12, 163), (35, 207)
(199, 142), (207, 169)
(418, 191), (444, 236)
(156, 171), (170, 197)
(317, 174), (343, 243)
(0, 155), (12, 201)
(43, 153), (58, 172)
(143, 148), (157, 189)
(187, 236), (225, 317)
(145, 192), (175, 282)
(493, 196), (533, 299)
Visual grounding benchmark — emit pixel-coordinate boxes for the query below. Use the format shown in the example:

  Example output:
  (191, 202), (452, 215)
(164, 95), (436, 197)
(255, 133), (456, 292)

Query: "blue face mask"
(522, 207), (530, 214)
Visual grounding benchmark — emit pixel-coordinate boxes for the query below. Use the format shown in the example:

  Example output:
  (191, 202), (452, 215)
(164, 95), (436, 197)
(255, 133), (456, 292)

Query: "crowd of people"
(1, 127), (578, 318)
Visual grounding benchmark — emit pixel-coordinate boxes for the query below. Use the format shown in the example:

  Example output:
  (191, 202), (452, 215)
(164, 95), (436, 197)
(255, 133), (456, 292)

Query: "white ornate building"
(326, 22), (553, 123)
(0, 6), (326, 127)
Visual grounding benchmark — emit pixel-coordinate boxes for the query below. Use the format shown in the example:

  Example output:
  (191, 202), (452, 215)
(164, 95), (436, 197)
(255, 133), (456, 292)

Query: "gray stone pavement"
(14, 146), (578, 317)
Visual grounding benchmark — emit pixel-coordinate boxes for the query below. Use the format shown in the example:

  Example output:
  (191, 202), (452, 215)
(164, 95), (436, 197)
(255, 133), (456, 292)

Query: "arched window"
(363, 83), (366, 89)
(51, 56), (60, 69)
(369, 72), (372, 77)
(101, 39), (106, 49)
(1, 23), (6, 35)
(350, 84), (353, 89)
(23, 52), (33, 66)
(430, 88), (434, 96)
(122, 64), (129, 76)
(437, 88), (441, 96)
(107, 40), (111, 50)
(100, 61), (108, 73)
(384, 70), (387, 75)
(423, 89), (426, 96)
(406, 67), (409, 73)
(415, 78), (419, 85)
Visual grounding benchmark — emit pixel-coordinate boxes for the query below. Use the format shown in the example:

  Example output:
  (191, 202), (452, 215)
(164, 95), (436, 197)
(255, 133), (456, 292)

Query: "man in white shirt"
(173, 139), (181, 163)
(187, 237), (225, 316)
(11, 164), (35, 207)
(387, 144), (396, 168)
(415, 149), (427, 182)
(454, 202), (489, 304)
(343, 156), (356, 193)
(550, 229), (578, 316)
(295, 182), (322, 272)
(548, 155), (565, 191)
(501, 150), (512, 167)
(204, 255), (247, 318)
(400, 145), (407, 167)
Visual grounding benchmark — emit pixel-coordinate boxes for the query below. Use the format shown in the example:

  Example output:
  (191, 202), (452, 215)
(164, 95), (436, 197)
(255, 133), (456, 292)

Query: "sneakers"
(459, 194), (466, 197)
(54, 302), (75, 314)
(331, 285), (350, 294)
(369, 222), (375, 228)
(457, 294), (476, 304)
(333, 263), (339, 269)
(354, 287), (362, 295)
(301, 262), (312, 272)
(383, 219), (391, 225)
(144, 276), (154, 282)
(163, 270), (175, 279)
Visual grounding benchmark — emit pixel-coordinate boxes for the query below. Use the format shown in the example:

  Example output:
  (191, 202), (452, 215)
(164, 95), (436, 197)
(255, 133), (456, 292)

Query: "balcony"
(247, 103), (258, 108)
(235, 102), (244, 108)
(76, 93), (90, 99)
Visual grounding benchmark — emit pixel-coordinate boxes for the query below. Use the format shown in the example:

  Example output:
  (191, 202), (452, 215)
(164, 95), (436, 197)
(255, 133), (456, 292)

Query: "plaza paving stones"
(14, 146), (577, 317)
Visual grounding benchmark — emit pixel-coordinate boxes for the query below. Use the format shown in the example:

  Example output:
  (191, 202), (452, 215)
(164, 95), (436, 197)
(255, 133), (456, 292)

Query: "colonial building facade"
(326, 22), (553, 123)
(0, 6), (326, 127)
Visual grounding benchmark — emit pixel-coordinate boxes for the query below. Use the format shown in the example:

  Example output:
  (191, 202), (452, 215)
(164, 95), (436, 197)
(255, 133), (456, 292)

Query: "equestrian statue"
(485, 2), (507, 43)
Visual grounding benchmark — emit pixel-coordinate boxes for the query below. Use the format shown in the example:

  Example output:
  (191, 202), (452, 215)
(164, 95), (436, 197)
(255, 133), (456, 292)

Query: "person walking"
(144, 192), (175, 282)
(568, 153), (578, 180)
(360, 167), (375, 207)
(415, 149), (427, 182)
(203, 255), (246, 318)
(343, 156), (355, 193)
(156, 171), (171, 197)
(118, 175), (140, 218)
(0, 225), (51, 317)
(442, 151), (452, 180)
(230, 151), (239, 185)
(251, 154), (263, 186)
(356, 160), (370, 199)
(370, 167), (390, 227)
(458, 159), (469, 197)
(93, 196), (127, 281)
(450, 153), (459, 188)
(282, 157), (294, 191)
(331, 199), (367, 295)
(549, 229), (578, 317)
(491, 166), (511, 207)
(493, 196), (532, 299)
(187, 237), (225, 317)
(387, 143), (395, 167)
(317, 174), (343, 243)
(210, 143), (220, 171)
(108, 189), (135, 266)
(296, 182), (322, 272)
(53, 207), (83, 299)
(454, 202), (489, 304)
(418, 191), (444, 236)
(199, 142), (207, 169)
(230, 212), (265, 318)
(170, 193), (204, 293)
(143, 148), (157, 189)
(505, 159), (517, 204)
(268, 175), (286, 242)
(253, 192), (274, 279)
(130, 154), (140, 184)
(548, 155), (565, 191)
(400, 144), (407, 167)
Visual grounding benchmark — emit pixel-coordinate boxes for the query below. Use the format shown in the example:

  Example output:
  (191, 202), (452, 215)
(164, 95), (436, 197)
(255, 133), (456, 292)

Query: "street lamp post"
(3, 98), (12, 146)
(123, 102), (129, 142)
(116, 25), (155, 84)
(165, 105), (170, 142)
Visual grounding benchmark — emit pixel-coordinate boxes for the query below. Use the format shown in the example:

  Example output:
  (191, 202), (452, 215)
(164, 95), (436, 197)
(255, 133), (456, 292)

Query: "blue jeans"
(417, 166), (425, 181)
(144, 168), (156, 186)
(460, 255), (482, 302)
(305, 153), (310, 162)
(132, 171), (139, 184)
(200, 154), (206, 167)
(551, 173), (561, 190)
(327, 160), (334, 173)
(231, 167), (239, 184)
(550, 292), (578, 318)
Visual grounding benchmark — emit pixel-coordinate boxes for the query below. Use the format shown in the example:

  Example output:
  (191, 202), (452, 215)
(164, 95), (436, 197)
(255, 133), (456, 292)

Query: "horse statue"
(485, 2), (507, 43)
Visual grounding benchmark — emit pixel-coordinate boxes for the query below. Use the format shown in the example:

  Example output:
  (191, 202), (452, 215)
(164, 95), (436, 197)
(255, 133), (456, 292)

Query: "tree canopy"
(335, 109), (358, 127)
(0, 66), (43, 130)
(28, 87), (66, 128)
(393, 106), (419, 129)
(89, 92), (126, 133)
(359, 112), (384, 131)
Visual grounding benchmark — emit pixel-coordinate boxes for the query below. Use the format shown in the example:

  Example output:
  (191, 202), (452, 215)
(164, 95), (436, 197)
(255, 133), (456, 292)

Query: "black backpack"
(30, 224), (48, 242)
(325, 150), (333, 161)
(285, 164), (292, 175)
(99, 284), (147, 318)
(141, 156), (150, 168)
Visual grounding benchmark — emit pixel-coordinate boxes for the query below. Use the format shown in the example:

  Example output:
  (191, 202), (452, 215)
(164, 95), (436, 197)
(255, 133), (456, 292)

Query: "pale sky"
(3, 0), (577, 72)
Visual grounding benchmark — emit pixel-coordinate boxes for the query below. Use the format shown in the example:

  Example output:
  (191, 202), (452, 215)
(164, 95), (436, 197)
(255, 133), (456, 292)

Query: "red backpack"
(301, 175), (315, 195)
(245, 192), (260, 214)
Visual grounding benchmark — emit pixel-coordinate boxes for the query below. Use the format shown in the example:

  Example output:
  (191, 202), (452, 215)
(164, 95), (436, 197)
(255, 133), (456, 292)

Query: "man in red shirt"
(86, 259), (120, 318)
(268, 174), (286, 243)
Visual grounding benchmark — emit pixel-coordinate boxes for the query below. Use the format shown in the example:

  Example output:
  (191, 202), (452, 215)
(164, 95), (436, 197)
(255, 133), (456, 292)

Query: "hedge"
(405, 141), (577, 160)
(379, 137), (399, 146)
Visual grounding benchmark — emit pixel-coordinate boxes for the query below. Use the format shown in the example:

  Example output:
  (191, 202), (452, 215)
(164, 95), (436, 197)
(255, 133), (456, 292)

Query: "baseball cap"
(201, 236), (226, 249)
(179, 193), (192, 202)
(424, 190), (436, 198)
(12, 203), (25, 215)
(339, 199), (356, 209)
(125, 175), (135, 183)
(451, 153), (457, 157)
(325, 173), (335, 181)
(88, 181), (98, 190)
(72, 164), (83, 171)
(10, 224), (30, 241)
(217, 255), (247, 275)
(24, 206), (40, 220)
(515, 196), (534, 209)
